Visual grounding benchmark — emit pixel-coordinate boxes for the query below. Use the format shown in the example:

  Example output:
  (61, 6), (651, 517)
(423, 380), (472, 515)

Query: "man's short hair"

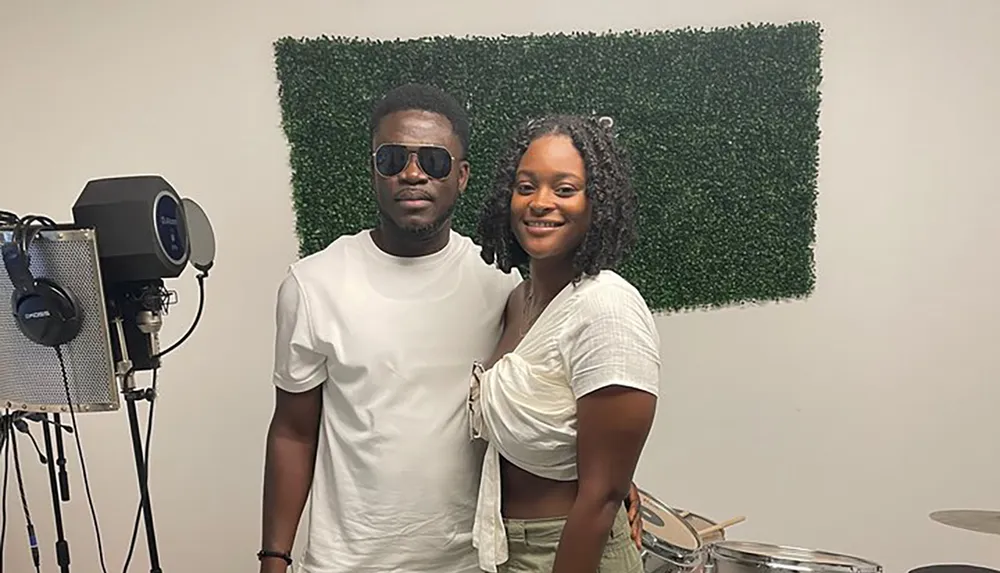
(369, 83), (471, 157)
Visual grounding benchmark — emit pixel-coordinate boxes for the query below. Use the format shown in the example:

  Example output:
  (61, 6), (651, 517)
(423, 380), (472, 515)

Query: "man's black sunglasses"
(372, 143), (457, 180)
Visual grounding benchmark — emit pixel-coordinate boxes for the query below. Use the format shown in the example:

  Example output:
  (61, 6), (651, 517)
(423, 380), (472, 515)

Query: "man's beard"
(378, 201), (456, 239)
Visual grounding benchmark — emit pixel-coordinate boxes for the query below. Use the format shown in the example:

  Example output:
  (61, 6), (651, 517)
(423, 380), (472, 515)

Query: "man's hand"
(624, 481), (643, 549)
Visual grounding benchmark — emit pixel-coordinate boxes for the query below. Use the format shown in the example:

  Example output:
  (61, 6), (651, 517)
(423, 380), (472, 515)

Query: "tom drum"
(638, 488), (706, 573)
(708, 541), (882, 573)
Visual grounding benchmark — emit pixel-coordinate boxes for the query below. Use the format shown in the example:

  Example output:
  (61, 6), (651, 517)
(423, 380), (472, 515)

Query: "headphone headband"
(1, 236), (36, 296)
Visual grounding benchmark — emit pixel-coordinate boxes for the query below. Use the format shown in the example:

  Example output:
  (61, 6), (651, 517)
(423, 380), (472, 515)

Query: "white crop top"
(467, 270), (661, 572)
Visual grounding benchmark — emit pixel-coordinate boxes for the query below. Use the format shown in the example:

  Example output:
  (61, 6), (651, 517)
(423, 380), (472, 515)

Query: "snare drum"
(674, 509), (726, 545)
(709, 541), (882, 573)
(638, 489), (706, 573)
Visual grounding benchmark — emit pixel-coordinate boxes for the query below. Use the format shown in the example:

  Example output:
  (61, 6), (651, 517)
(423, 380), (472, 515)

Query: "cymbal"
(929, 510), (1000, 536)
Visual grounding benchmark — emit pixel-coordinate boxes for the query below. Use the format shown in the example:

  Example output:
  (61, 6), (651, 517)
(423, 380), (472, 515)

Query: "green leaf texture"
(273, 22), (823, 312)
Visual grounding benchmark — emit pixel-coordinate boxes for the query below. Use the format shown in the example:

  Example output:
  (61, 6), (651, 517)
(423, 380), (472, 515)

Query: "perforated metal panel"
(0, 227), (119, 413)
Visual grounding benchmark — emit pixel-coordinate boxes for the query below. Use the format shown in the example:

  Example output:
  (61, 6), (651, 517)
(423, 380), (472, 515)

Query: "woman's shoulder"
(566, 270), (650, 317)
(556, 271), (661, 386)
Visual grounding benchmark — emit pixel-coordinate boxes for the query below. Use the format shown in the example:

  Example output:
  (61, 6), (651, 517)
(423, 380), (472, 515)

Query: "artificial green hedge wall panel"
(273, 22), (822, 312)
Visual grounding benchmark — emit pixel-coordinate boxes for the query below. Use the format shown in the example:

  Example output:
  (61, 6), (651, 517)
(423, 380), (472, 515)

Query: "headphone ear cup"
(11, 278), (82, 347)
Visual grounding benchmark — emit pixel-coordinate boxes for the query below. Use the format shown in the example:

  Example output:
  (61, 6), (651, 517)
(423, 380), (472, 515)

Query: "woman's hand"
(625, 482), (643, 550)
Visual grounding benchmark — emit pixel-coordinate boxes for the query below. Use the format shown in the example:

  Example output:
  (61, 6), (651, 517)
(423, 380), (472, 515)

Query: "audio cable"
(11, 416), (42, 572)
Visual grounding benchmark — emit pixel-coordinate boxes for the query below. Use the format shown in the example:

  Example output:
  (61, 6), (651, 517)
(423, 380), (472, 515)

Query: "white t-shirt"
(271, 229), (522, 573)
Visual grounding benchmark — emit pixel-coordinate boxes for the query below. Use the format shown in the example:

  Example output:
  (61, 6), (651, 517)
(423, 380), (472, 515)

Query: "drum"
(708, 541), (882, 573)
(674, 509), (726, 545)
(638, 489), (706, 573)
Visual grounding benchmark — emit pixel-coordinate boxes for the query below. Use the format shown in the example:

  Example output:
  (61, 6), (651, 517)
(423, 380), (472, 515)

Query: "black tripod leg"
(126, 394), (161, 573)
(41, 416), (70, 573)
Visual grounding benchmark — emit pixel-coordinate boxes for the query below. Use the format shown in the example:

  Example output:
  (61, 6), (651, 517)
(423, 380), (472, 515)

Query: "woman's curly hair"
(476, 114), (638, 278)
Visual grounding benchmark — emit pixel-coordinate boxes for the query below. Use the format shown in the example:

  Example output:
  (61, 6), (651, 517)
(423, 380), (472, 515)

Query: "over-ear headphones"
(1, 215), (82, 347)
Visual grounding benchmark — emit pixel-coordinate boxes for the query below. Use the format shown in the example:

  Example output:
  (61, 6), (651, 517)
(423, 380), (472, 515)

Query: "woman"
(470, 115), (660, 573)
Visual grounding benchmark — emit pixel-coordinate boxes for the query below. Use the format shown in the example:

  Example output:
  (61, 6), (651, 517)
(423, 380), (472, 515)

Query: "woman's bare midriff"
(500, 456), (578, 519)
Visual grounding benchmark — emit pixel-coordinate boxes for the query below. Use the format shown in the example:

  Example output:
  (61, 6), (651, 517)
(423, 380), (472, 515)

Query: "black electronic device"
(72, 174), (190, 284)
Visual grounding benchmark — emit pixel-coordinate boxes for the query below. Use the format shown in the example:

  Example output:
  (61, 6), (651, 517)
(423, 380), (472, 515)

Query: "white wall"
(1, 0), (998, 572)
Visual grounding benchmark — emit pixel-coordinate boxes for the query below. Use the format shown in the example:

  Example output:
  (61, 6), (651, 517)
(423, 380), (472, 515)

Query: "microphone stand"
(108, 281), (166, 573)
(122, 388), (160, 573)
(53, 413), (71, 502)
(41, 414), (72, 573)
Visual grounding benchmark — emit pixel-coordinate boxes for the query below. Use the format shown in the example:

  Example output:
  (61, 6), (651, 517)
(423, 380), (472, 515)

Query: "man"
(259, 83), (642, 573)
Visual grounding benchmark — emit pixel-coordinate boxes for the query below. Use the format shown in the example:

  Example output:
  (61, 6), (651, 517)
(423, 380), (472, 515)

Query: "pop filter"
(182, 198), (216, 273)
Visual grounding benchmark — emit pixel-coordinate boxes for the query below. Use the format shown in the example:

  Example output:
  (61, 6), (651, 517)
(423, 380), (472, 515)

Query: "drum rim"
(710, 541), (882, 573)
(636, 488), (704, 553)
(641, 536), (705, 565)
(674, 508), (720, 529)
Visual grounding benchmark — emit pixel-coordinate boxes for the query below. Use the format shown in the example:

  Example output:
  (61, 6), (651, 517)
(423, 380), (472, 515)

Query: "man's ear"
(457, 160), (471, 194)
